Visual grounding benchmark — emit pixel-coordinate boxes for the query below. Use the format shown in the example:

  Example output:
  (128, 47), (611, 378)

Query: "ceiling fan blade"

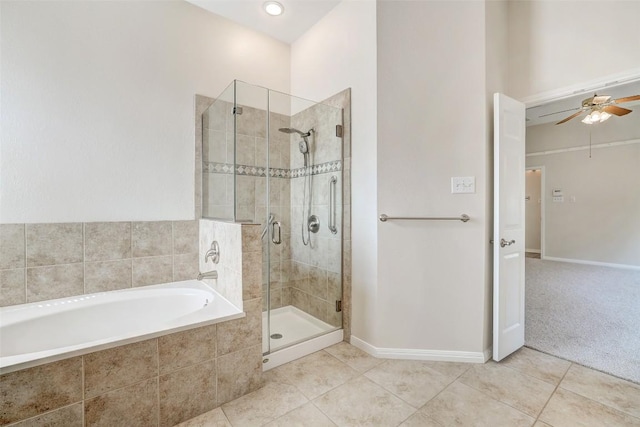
(602, 105), (632, 116)
(556, 110), (585, 125)
(614, 95), (640, 104)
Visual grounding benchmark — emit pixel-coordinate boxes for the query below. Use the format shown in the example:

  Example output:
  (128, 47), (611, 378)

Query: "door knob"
(500, 238), (515, 248)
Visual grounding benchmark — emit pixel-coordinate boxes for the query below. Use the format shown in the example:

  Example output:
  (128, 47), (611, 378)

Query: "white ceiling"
(186, 0), (342, 44)
(526, 79), (640, 127)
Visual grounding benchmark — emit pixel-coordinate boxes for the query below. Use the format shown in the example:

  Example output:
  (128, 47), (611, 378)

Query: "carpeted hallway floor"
(525, 258), (640, 384)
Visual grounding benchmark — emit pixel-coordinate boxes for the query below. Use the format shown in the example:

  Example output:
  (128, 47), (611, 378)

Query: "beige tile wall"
(0, 221), (200, 307)
(0, 223), (263, 426)
(285, 96), (346, 329)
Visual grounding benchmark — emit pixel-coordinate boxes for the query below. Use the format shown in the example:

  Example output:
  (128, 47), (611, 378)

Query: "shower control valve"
(308, 215), (320, 234)
(205, 241), (220, 264)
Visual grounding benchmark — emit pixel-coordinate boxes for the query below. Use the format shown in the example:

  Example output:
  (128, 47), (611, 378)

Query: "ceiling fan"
(556, 93), (640, 125)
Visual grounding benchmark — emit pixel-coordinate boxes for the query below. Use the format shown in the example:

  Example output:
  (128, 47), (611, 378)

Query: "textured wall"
(0, 1), (290, 223)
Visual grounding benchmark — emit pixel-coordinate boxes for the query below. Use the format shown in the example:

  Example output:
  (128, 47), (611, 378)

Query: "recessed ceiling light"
(263, 1), (284, 16)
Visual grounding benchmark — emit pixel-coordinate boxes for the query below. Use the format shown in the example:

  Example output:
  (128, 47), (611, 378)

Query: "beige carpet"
(525, 258), (640, 384)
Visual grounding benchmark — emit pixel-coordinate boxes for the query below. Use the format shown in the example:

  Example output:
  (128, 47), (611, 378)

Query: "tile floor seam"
(308, 400), (338, 427)
(256, 393), (311, 427)
(534, 361), (574, 425)
(363, 363), (458, 411)
(551, 386), (640, 425)
(567, 360), (640, 387)
(494, 359), (565, 387)
(453, 377), (538, 420)
(413, 379), (467, 415)
(363, 376), (422, 411)
(394, 409), (418, 427)
(556, 383), (640, 421)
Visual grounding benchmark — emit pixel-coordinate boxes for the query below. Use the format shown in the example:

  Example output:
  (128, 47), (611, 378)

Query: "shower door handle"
(329, 176), (338, 234)
(271, 221), (282, 245)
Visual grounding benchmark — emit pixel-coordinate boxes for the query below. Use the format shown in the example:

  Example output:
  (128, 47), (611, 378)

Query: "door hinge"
(335, 300), (342, 312)
(233, 106), (243, 115)
(336, 124), (343, 138)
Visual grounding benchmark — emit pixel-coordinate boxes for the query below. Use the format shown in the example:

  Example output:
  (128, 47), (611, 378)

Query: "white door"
(493, 93), (526, 362)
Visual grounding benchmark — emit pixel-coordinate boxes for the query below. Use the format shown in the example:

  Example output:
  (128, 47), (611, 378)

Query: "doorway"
(524, 167), (543, 259)
(521, 78), (640, 383)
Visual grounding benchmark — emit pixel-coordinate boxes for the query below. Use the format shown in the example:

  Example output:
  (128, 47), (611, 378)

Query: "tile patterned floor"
(177, 343), (640, 427)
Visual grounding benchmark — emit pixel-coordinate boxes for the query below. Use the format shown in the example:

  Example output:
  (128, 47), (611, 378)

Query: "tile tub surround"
(0, 222), (264, 426)
(172, 343), (640, 427)
(0, 221), (200, 307)
(199, 220), (262, 311)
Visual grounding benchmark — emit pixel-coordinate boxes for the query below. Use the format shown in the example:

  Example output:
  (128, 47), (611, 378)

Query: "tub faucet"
(197, 270), (218, 280)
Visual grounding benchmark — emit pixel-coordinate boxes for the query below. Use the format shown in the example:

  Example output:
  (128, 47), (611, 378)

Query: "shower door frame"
(262, 86), (345, 357)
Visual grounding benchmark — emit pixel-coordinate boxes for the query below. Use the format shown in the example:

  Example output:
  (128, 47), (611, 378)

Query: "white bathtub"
(0, 280), (244, 374)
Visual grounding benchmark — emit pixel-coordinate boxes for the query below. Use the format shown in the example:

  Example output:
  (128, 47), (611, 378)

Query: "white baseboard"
(542, 256), (640, 271)
(483, 347), (493, 362)
(350, 336), (487, 364)
(525, 249), (541, 254)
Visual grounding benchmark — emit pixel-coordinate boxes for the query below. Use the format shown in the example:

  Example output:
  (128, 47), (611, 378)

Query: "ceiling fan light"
(581, 115), (593, 124)
(599, 111), (611, 122)
(590, 111), (600, 122)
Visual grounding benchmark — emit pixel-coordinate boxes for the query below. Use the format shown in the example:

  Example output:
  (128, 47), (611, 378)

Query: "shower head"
(279, 127), (313, 167)
(278, 127), (312, 138)
(298, 140), (309, 154)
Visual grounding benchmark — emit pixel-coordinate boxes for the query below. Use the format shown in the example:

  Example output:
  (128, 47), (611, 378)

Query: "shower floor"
(262, 305), (335, 354)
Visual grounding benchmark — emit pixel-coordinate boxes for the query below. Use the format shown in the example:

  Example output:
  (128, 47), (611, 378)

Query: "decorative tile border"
(290, 161), (342, 178)
(203, 160), (342, 179)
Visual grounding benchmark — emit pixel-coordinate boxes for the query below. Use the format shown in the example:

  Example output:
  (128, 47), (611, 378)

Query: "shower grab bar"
(329, 176), (338, 234)
(379, 214), (470, 223)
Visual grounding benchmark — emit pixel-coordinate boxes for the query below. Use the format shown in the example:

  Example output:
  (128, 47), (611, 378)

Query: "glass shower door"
(203, 80), (344, 356)
(265, 89), (344, 354)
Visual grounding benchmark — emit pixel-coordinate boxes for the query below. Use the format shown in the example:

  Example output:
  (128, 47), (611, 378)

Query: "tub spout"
(197, 270), (218, 280)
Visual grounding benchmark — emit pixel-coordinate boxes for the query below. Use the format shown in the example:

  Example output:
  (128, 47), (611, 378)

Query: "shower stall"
(202, 81), (344, 367)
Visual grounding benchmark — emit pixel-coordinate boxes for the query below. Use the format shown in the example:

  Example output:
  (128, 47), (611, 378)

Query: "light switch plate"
(451, 176), (475, 194)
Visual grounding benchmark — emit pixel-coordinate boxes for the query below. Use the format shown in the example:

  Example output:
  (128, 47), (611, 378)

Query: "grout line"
(496, 359), (561, 387)
(534, 361), (573, 424)
(454, 370), (538, 420)
(83, 368), (159, 402)
(6, 402), (84, 427)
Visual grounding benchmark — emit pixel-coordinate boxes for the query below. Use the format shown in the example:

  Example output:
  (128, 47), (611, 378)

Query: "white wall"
(508, 0), (640, 99)
(376, 1), (490, 353)
(525, 170), (541, 251)
(526, 115), (640, 266)
(1, 1), (290, 223)
(290, 1), (378, 344)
